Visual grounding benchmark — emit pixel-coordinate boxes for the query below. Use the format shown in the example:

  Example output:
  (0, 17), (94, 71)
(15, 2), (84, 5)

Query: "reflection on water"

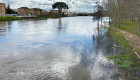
(0, 21), (6, 32)
(0, 17), (115, 80)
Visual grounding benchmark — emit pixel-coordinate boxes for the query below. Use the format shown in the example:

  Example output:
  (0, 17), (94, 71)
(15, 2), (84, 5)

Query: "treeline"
(102, 0), (140, 32)
(6, 5), (17, 14)
(93, 2), (104, 21)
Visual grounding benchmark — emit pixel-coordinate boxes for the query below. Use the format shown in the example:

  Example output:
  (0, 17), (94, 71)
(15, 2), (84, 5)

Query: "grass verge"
(111, 19), (140, 38)
(108, 29), (140, 80)
(108, 29), (133, 69)
(0, 16), (23, 21)
(41, 13), (61, 19)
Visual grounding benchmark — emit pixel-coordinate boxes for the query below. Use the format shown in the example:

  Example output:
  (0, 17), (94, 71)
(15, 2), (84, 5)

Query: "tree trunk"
(109, 17), (111, 24)
(58, 6), (62, 17)
(97, 20), (100, 34)
(117, 0), (120, 27)
(138, 17), (140, 33)
(118, 17), (120, 27)
(101, 18), (102, 26)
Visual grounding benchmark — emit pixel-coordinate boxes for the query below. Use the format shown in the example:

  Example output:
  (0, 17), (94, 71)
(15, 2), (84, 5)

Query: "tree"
(6, 5), (11, 14)
(52, 2), (69, 16)
(6, 4), (16, 14)
(93, 2), (104, 21)
(103, 0), (140, 32)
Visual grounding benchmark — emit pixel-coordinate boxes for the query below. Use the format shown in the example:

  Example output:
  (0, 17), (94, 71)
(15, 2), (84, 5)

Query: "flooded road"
(0, 16), (116, 80)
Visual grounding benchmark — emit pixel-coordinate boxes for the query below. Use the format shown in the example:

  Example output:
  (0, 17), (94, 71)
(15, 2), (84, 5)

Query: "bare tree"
(103, 0), (140, 32)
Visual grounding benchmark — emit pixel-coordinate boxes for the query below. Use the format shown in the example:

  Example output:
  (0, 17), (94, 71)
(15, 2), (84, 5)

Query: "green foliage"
(0, 16), (23, 21)
(41, 13), (61, 18)
(52, 2), (69, 10)
(6, 5), (17, 14)
(93, 2), (104, 20)
(52, 2), (69, 16)
(41, 15), (53, 18)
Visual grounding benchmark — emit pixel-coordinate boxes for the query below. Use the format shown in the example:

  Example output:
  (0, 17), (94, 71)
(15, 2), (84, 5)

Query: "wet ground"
(0, 16), (116, 80)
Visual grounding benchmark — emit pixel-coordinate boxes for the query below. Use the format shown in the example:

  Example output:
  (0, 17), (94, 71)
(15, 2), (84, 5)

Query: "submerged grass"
(108, 29), (140, 79)
(108, 29), (133, 69)
(107, 54), (133, 69)
(0, 16), (23, 21)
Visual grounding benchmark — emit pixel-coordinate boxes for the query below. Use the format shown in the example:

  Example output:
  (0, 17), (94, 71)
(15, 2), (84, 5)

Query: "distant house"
(62, 10), (70, 16)
(17, 7), (29, 16)
(17, 7), (48, 16)
(41, 10), (48, 16)
(0, 3), (6, 16)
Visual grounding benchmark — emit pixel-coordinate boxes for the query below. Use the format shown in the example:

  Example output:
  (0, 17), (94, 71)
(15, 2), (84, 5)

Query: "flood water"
(0, 16), (116, 80)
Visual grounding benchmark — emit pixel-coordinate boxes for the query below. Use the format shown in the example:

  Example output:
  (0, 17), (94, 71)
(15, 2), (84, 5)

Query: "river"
(0, 16), (117, 80)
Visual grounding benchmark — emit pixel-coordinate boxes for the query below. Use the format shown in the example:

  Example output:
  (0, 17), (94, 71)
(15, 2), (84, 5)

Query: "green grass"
(108, 29), (134, 69)
(134, 77), (139, 80)
(0, 16), (23, 21)
(41, 13), (61, 19)
(109, 29), (130, 48)
(108, 54), (133, 69)
(111, 19), (140, 38)
(41, 15), (54, 18)
(108, 29), (140, 79)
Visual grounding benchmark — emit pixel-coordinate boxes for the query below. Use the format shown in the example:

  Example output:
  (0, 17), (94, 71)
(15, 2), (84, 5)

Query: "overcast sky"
(0, 0), (102, 12)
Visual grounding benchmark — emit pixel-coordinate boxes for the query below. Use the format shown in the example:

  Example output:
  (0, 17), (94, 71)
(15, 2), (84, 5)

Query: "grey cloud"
(0, 0), (99, 12)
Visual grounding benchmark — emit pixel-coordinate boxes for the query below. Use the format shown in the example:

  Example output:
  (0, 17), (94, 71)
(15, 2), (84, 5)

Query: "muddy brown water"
(0, 16), (118, 80)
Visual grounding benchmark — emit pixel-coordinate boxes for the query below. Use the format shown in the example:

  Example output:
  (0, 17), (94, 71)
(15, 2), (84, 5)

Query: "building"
(62, 10), (70, 16)
(17, 7), (29, 16)
(0, 3), (6, 16)
(17, 7), (48, 16)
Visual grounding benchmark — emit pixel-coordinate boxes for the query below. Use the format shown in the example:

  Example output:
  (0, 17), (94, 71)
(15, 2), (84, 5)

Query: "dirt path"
(111, 27), (140, 59)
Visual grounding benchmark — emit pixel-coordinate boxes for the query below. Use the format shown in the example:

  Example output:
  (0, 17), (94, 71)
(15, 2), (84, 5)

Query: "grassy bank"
(108, 29), (140, 80)
(0, 16), (23, 21)
(108, 29), (133, 69)
(41, 13), (61, 19)
(41, 15), (55, 18)
(111, 19), (140, 38)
